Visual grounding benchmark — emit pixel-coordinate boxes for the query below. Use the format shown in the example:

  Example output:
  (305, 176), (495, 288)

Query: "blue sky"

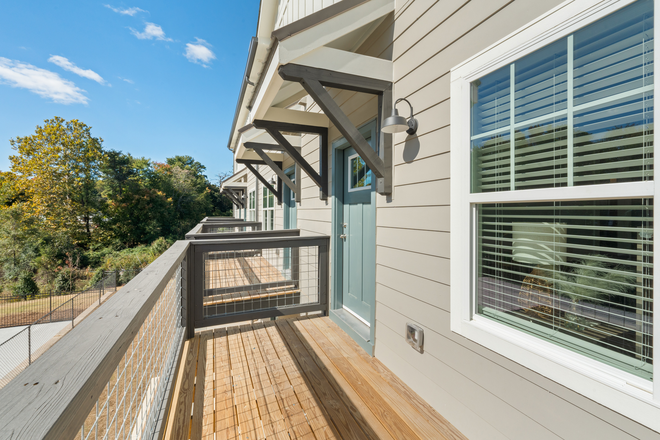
(0, 1), (260, 182)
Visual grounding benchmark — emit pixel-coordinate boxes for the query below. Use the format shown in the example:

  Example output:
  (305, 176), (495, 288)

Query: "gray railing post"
(28, 326), (31, 365)
(71, 298), (74, 328)
(186, 248), (195, 339)
(319, 242), (330, 315)
(49, 292), (52, 323)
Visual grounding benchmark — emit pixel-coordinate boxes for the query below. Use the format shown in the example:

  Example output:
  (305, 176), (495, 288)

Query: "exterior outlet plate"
(406, 323), (424, 353)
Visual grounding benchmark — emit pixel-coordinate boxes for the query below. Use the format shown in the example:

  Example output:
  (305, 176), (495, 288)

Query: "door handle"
(339, 234), (347, 240)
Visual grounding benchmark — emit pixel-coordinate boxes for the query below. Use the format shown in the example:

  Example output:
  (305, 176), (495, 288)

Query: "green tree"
(9, 117), (104, 245)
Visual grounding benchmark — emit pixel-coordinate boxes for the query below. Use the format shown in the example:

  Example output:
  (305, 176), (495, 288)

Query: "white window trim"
(450, 0), (660, 430)
(263, 187), (274, 230)
(347, 153), (372, 192)
(248, 190), (256, 222)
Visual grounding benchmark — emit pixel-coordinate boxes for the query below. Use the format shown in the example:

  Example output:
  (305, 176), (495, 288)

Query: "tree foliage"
(0, 117), (233, 292)
(9, 117), (104, 245)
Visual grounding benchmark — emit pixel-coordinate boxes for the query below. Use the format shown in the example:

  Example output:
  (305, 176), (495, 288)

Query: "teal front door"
(338, 145), (376, 324)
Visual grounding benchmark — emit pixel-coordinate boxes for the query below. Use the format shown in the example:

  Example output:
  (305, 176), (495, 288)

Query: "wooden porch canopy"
(231, 0), (395, 196)
(220, 170), (249, 209)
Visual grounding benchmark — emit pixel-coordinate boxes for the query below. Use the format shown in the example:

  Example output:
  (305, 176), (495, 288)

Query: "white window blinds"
(471, 0), (654, 193)
(470, 0), (655, 380)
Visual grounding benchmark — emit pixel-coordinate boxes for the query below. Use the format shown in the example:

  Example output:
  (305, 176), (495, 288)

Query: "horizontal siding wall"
(247, 1), (660, 438)
(371, 0), (660, 439)
(275, 0), (342, 30)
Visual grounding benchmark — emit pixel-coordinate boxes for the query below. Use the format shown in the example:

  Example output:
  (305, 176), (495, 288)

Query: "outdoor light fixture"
(381, 98), (418, 135)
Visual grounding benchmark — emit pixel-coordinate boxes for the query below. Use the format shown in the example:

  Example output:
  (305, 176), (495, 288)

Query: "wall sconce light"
(381, 98), (418, 135)
(270, 175), (277, 185)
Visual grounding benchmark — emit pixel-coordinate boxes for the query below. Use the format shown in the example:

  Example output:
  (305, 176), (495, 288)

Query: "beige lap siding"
(288, 0), (660, 438)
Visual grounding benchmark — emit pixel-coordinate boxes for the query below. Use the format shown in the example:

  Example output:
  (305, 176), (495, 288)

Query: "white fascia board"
(250, 45), (284, 121)
(292, 46), (393, 83)
(262, 107), (329, 127)
(278, 0), (394, 65)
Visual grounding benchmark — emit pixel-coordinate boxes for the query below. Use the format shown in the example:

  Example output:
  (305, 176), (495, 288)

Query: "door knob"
(339, 234), (347, 240)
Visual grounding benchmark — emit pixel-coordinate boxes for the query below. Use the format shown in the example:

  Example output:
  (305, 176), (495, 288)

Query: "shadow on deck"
(163, 315), (466, 440)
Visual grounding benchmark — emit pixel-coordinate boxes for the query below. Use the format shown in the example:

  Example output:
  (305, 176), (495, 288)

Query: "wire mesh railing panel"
(202, 245), (321, 320)
(0, 329), (29, 388)
(75, 264), (184, 440)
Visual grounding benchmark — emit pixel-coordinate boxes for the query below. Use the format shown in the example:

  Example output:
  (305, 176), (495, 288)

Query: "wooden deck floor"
(164, 315), (466, 440)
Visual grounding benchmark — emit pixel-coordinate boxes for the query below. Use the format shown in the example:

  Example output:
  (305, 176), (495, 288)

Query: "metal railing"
(200, 216), (243, 223)
(189, 235), (329, 330)
(185, 220), (262, 238)
(0, 271), (121, 328)
(0, 272), (117, 388)
(0, 226), (329, 440)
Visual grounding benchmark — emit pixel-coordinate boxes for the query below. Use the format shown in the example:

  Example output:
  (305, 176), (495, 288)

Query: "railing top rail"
(190, 234), (330, 252)
(186, 229), (301, 240)
(201, 217), (245, 223)
(185, 222), (204, 237)
(201, 221), (262, 227)
(0, 240), (190, 440)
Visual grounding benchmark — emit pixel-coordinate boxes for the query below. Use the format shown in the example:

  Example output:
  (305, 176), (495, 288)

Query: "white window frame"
(450, 0), (659, 430)
(263, 187), (274, 231)
(248, 190), (256, 222)
(347, 153), (372, 192)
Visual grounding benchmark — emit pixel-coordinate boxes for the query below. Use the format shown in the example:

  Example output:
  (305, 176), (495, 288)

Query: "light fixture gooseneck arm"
(395, 98), (414, 120)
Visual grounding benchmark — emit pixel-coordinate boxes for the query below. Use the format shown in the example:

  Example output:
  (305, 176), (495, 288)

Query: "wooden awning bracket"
(237, 159), (284, 205)
(222, 188), (245, 209)
(251, 119), (328, 200)
(245, 142), (297, 197)
(278, 63), (393, 195)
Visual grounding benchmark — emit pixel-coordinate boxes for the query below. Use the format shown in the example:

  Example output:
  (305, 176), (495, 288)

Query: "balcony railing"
(185, 220), (263, 237)
(0, 225), (329, 440)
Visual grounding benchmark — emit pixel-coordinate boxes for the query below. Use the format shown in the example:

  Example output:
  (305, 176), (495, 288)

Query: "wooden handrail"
(0, 241), (190, 440)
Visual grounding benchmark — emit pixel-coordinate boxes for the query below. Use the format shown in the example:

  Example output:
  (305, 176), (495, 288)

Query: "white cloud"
(184, 38), (216, 67)
(0, 57), (87, 104)
(130, 22), (172, 41)
(105, 5), (146, 16)
(119, 77), (134, 84)
(48, 55), (107, 85)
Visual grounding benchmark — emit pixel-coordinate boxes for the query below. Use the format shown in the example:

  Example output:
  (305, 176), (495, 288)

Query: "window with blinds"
(470, 0), (655, 380)
(471, 0), (653, 192)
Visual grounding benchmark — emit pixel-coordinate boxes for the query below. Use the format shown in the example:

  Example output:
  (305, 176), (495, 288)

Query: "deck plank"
(191, 332), (210, 440)
(166, 335), (199, 440)
(312, 317), (458, 440)
(275, 319), (369, 440)
(315, 317), (468, 440)
(252, 322), (317, 440)
(241, 324), (292, 440)
(286, 318), (395, 440)
(166, 316), (466, 440)
(201, 332), (215, 439)
(227, 325), (261, 440)
(263, 321), (340, 440)
(214, 327), (238, 439)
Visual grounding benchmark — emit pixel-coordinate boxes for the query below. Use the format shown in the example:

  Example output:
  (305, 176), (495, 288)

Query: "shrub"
(12, 272), (39, 300)
(54, 268), (79, 294)
(86, 267), (107, 289)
